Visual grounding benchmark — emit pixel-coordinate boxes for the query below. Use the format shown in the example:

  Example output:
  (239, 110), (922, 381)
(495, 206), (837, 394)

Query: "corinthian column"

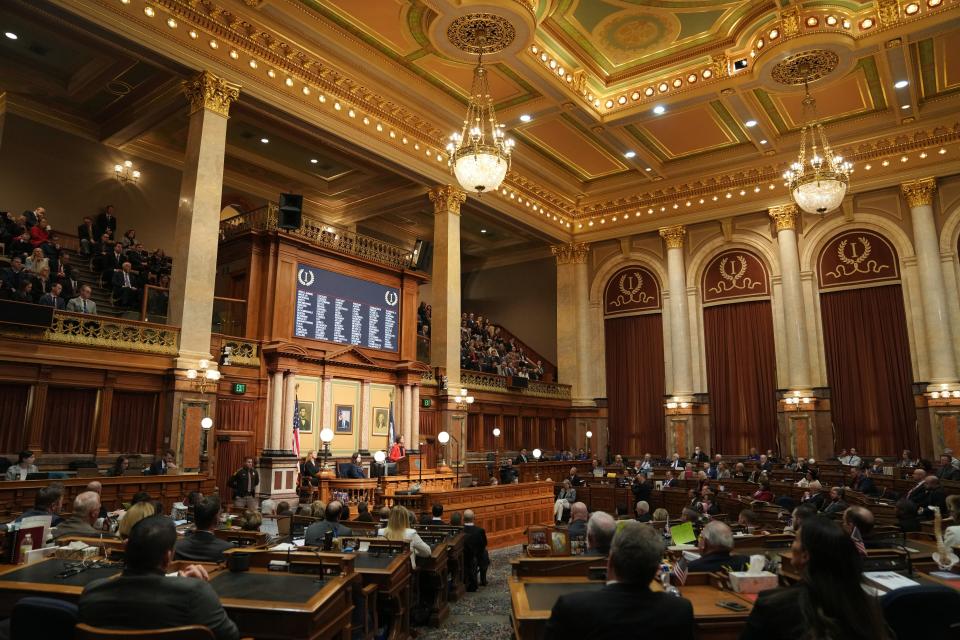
(428, 185), (466, 392)
(769, 204), (812, 390)
(660, 225), (693, 397)
(902, 178), (958, 385)
(552, 242), (592, 405)
(169, 71), (240, 370)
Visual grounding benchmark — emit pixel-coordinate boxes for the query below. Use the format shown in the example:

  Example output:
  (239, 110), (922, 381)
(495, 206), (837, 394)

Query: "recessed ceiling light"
(260, 137), (269, 143)
(645, 167), (652, 171)
(480, 229), (487, 234)
(759, 139), (768, 144)
(894, 80), (909, 89)
(519, 114), (531, 122)
(745, 120), (757, 127)
(4, 32), (17, 40)
(624, 151), (636, 158)
(310, 158), (318, 164)
(653, 105), (666, 115)
(901, 104), (910, 110)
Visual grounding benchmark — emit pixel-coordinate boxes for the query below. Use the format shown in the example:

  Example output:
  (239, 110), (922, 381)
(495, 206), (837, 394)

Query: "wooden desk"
(417, 526), (466, 601)
(0, 474), (213, 517)
(509, 574), (751, 640)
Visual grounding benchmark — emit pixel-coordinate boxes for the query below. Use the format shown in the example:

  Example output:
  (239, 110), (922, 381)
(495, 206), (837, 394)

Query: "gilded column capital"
(768, 204), (799, 232)
(428, 185), (467, 216)
(551, 242), (589, 265)
(183, 71), (240, 118)
(901, 177), (936, 208)
(659, 225), (686, 249)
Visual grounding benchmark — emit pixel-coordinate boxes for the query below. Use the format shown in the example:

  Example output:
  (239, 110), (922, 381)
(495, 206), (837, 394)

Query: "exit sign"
(421, 398), (432, 408)
(232, 382), (247, 395)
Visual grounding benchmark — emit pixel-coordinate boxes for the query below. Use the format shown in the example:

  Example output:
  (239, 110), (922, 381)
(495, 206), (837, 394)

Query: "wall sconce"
(785, 390), (812, 406)
(930, 383), (960, 400)
(114, 160), (141, 183)
(454, 387), (475, 407)
(665, 396), (690, 410)
(185, 359), (221, 394)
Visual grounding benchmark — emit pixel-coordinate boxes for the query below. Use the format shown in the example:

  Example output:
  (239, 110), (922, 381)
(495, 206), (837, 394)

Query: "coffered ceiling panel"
(916, 28), (960, 102)
(320, 0), (420, 56)
(629, 101), (747, 160)
(517, 114), (629, 180)
(413, 55), (527, 105)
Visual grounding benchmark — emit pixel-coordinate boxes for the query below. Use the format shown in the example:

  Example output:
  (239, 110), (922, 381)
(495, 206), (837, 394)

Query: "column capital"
(550, 242), (589, 265)
(659, 225), (686, 249)
(901, 177), (936, 208)
(768, 203), (800, 232)
(428, 185), (467, 215)
(183, 71), (240, 118)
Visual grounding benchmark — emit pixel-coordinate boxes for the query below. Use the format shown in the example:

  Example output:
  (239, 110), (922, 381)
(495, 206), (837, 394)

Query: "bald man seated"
(53, 491), (106, 539)
(586, 511), (616, 556)
(688, 521), (748, 573)
(567, 502), (589, 539)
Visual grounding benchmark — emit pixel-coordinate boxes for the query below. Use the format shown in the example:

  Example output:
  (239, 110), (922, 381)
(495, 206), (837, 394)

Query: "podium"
(398, 453), (424, 476)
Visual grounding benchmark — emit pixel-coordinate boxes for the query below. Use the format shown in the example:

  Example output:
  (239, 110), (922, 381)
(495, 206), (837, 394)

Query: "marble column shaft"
(552, 242), (591, 404)
(402, 384), (413, 446)
(269, 371), (284, 451)
(428, 186), (466, 392)
(280, 372), (297, 453)
(660, 226), (693, 397)
(770, 205), (812, 390)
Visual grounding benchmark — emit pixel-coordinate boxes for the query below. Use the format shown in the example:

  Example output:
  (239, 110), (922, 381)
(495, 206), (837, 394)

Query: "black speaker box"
(278, 193), (303, 230)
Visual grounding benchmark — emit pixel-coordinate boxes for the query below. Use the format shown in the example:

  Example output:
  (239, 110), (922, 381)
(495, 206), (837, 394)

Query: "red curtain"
(521, 416), (535, 449)
(418, 410), (438, 468)
(109, 392), (159, 454)
(216, 440), (249, 498)
(502, 415), (518, 450)
(820, 285), (918, 455)
(703, 301), (778, 455)
(555, 418), (566, 451)
(216, 399), (257, 433)
(466, 413), (483, 451)
(604, 314), (666, 456)
(0, 385), (29, 454)
(42, 388), (97, 454)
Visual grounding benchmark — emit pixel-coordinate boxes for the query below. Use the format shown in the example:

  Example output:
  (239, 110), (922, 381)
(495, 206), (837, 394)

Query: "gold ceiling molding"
(659, 225), (686, 249)
(900, 177), (936, 208)
(182, 70), (240, 117)
(768, 204), (799, 232)
(771, 50), (840, 86)
(550, 242), (589, 265)
(447, 13), (516, 55)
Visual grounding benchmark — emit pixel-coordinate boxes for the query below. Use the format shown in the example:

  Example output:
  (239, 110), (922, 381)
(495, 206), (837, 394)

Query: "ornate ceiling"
(11, 0), (960, 246)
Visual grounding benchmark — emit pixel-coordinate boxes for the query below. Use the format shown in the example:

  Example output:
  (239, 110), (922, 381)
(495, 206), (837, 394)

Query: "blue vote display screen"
(293, 264), (400, 352)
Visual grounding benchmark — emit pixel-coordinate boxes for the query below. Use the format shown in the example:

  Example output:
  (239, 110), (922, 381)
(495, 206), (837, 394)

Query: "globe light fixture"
(373, 450), (386, 464)
(200, 417), (214, 430)
(492, 427), (501, 437)
(438, 431), (451, 444)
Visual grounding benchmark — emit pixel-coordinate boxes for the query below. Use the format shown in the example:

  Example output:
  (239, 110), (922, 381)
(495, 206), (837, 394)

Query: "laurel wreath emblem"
(608, 271), (653, 308)
(825, 236), (889, 281)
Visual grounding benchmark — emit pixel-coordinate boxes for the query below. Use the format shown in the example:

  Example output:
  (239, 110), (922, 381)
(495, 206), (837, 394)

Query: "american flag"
(851, 526), (867, 556)
(673, 557), (688, 586)
(291, 396), (301, 458)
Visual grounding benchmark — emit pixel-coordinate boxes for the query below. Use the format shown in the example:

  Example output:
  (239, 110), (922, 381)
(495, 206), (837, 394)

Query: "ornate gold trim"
(220, 338), (261, 367)
(447, 14), (516, 55)
(182, 71), (240, 117)
(877, 0), (902, 29)
(659, 225), (686, 249)
(769, 204), (799, 232)
(551, 242), (589, 265)
(771, 50), (840, 86)
(901, 177), (936, 208)
(428, 185), (467, 216)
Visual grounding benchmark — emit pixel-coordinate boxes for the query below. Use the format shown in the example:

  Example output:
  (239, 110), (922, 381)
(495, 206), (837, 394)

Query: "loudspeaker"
(409, 238), (432, 271)
(278, 193), (303, 230)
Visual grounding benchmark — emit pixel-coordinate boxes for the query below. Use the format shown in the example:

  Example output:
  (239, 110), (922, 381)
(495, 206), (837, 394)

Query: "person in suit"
(688, 521), (748, 573)
(669, 452), (684, 470)
(66, 284), (97, 315)
(801, 480), (826, 511)
(822, 486), (848, 515)
(912, 475), (948, 519)
(29, 266), (52, 303)
(634, 501), (652, 522)
(585, 511), (616, 556)
(148, 450), (177, 475)
(690, 446), (709, 464)
(514, 448), (530, 464)
(79, 515), (239, 640)
(869, 458), (885, 476)
(228, 457), (259, 510)
(935, 454), (960, 481)
(355, 502), (374, 523)
(5, 450), (39, 481)
(52, 491), (103, 540)
(544, 521), (695, 639)
(1, 257), (28, 294)
(336, 408), (351, 432)
(739, 517), (890, 640)
(174, 496), (233, 563)
(112, 261), (139, 308)
(631, 472), (652, 503)
(553, 479), (576, 524)
(566, 502), (588, 539)
(499, 459), (518, 484)
(566, 466), (582, 487)
(462, 508), (489, 589)
(430, 503), (444, 524)
(849, 467), (877, 496)
(340, 452), (365, 479)
(301, 450), (321, 487)
(38, 281), (64, 309)
(101, 241), (126, 279)
(304, 501), (353, 545)
(662, 470), (678, 488)
(77, 216), (97, 256)
(94, 205), (118, 240)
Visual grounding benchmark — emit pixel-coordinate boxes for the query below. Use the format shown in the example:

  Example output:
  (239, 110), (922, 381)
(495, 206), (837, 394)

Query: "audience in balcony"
(459, 311), (544, 380)
(77, 216), (97, 256)
(25, 247), (49, 274)
(67, 284), (98, 314)
(417, 302), (431, 338)
(39, 282), (65, 309)
(112, 261), (141, 308)
(94, 204), (118, 239)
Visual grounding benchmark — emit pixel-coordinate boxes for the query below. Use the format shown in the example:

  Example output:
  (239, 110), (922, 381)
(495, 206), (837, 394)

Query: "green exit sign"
(232, 382), (247, 395)
(421, 398), (432, 408)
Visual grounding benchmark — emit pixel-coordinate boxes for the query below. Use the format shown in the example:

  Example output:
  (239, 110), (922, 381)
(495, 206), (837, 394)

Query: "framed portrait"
(334, 404), (353, 434)
(373, 407), (389, 436)
(550, 529), (570, 556)
(297, 400), (314, 433)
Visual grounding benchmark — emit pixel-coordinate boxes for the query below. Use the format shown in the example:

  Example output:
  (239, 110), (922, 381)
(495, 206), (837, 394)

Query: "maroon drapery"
(502, 415), (518, 450)
(703, 301), (778, 455)
(820, 285), (918, 455)
(109, 391), (159, 454)
(216, 440), (249, 499)
(42, 388), (97, 454)
(555, 418), (566, 451)
(0, 385), (29, 454)
(418, 410), (438, 468)
(604, 314), (666, 456)
(466, 413), (482, 451)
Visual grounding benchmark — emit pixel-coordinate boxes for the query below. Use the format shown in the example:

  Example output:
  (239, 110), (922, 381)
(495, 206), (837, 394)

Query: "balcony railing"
(140, 285), (247, 338)
(419, 369), (571, 400)
(16, 311), (180, 355)
(220, 204), (413, 270)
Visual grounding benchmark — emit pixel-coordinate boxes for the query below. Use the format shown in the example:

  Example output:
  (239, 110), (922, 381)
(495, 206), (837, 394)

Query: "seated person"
(148, 450), (178, 475)
(239, 510), (262, 532)
(355, 501), (374, 522)
(304, 501), (353, 545)
(945, 494), (960, 549)
(5, 450), (38, 481)
(737, 509), (760, 533)
(53, 491), (104, 539)
(174, 496), (233, 562)
(553, 479), (576, 524)
(567, 502), (589, 539)
(591, 459), (605, 477)
(841, 505), (875, 541)
(379, 505), (431, 568)
(499, 459), (518, 484)
(16, 484), (64, 527)
(544, 521), (694, 638)
(301, 451), (321, 486)
(688, 521), (748, 572)
(586, 511), (616, 556)
(823, 486), (849, 515)
(341, 452), (365, 479)
(118, 502), (155, 540)
(635, 500), (652, 522)
(430, 503), (444, 524)
(79, 515), (239, 640)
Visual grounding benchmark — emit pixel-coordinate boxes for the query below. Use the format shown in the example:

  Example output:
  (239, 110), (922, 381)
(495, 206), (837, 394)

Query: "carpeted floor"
(417, 545), (522, 640)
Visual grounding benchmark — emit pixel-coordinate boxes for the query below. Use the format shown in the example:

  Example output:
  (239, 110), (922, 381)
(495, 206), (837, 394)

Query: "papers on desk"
(270, 540), (306, 552)
(670, 522), (697, 546)
(682, 550), (702, 563)
(864, 571), (920, 592)
(930, 571), (960, 580)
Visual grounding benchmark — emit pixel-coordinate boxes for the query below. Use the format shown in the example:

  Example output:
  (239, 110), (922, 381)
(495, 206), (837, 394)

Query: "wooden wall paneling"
(0, 384), (30, 455)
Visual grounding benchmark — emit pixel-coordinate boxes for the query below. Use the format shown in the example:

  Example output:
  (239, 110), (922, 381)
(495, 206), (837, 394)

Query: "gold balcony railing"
(418, 369), (571, 400)
(220, 204), (413, 270)
(212, 335), (261, 367)
(46, 312), (178, 354)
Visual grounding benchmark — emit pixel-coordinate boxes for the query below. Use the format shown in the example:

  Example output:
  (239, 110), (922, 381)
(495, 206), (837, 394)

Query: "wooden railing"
(0, 310), (181, 355)
(220, 204), (413, 270)
(419, 369), (571, 400)
(211, 334), (262, 367)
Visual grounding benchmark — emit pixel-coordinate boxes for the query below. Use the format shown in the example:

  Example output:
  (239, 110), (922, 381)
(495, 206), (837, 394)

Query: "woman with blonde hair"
(652, 508), (670, 522)
(378, 505), (431, 567)
(310, 500), (326, 519)
(118, 501), (156, 539)
(240, 509), (262, 532)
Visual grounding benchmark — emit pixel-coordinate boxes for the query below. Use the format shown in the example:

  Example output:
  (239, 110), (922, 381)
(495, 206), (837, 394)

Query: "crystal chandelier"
(447, 48), (515, 195)
(783, 73), (852, 214)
